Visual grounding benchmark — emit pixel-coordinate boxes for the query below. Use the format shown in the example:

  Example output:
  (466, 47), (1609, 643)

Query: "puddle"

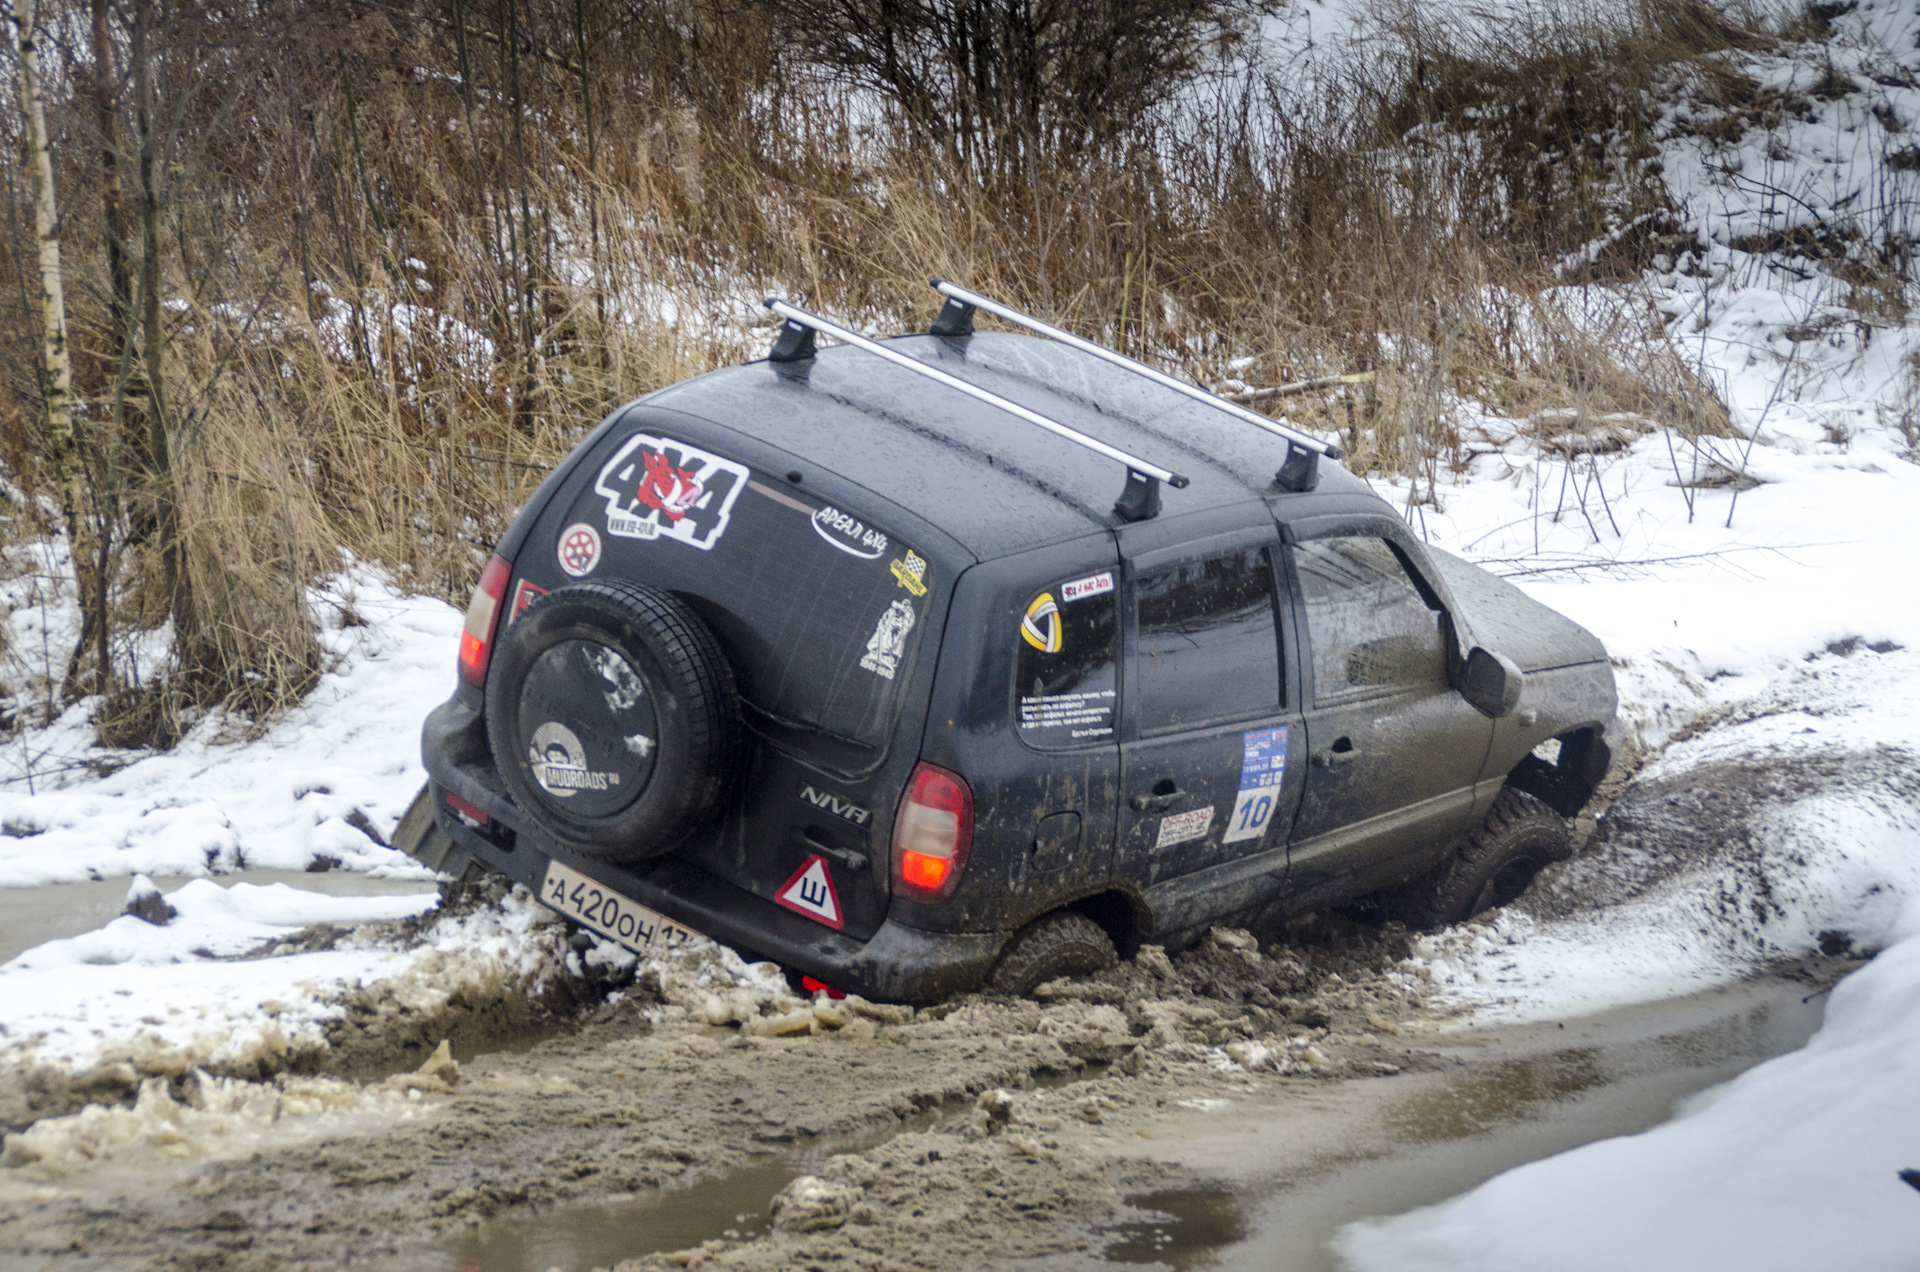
(443, 1115), (944, 1272)
(1103, 1186), (1247, 1270)
(0, 869), (440, 963)
(447, 1160), (795, 1272)
(1211, 974), (1830, 1272)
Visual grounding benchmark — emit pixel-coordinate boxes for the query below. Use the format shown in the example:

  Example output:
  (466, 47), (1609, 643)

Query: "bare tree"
(7, 0), (106, 700)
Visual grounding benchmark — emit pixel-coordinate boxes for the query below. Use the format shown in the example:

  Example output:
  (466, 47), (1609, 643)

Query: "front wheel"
(988, 911), (1117, 996)
(1393, 788), (1571, 929)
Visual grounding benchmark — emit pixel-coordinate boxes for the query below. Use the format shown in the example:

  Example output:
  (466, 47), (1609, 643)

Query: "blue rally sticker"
(1223, 727), (1287, 844)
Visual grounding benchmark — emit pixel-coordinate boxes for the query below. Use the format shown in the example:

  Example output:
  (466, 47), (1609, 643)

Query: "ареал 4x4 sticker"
(593, 432), (748, 551)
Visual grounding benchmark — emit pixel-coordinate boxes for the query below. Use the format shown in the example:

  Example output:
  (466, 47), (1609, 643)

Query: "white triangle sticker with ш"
(775, 854), (844, 930)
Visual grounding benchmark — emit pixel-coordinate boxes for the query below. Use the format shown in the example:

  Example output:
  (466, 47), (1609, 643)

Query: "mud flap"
(394, 785), (481, 878)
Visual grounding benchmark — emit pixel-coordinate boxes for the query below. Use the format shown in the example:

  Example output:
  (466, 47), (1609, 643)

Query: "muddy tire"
(1394, 788), (1571, 929)
(391, 785), (483, 881)
(988, 911), (1117, 996)
(486, 581), (741, 863)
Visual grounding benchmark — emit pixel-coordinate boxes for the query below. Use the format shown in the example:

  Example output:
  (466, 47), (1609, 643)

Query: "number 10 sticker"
(1223, 727), (1288, 844)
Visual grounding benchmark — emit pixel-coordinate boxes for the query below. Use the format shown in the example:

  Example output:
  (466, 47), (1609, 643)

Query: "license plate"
(539, 859), (706, 955)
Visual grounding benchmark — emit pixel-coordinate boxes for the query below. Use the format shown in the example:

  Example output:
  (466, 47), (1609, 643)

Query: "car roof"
(639, 331), (1375, 559)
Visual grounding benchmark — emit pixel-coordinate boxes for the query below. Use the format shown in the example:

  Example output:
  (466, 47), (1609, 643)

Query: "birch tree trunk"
(10, 0), (106, 699)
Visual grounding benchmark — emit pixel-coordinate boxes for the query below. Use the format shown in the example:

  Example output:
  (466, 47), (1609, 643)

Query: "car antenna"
(929, 279), (1343, 493)
(764, 297), (1189, 522)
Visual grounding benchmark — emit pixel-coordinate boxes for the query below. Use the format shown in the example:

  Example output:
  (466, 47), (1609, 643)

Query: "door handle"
(1130, 790), (1183, 813)
(792, 826), (867, 871)
(1311, 744), (1358, 769)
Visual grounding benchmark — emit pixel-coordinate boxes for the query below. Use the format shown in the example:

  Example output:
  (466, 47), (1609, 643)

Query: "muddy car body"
(417, 291), (1617, 1002)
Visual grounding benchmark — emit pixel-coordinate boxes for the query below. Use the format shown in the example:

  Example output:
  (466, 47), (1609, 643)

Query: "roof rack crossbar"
(930, 280), (1346, 471)
(764, 297), (1189, 522)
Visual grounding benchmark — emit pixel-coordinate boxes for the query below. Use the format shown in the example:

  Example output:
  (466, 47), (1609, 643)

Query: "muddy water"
(0, 869), (440, 963)
(447, 1160), (796, 1272)
(1132, 974), (1828, 1272)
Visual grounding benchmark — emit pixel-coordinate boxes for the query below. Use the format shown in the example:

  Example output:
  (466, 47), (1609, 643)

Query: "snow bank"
(1337, 894), (1920, 1272)
(1411, 645), (1920, 1019)
(0, 570), (460, 886)
(0, 879), (560, 1073)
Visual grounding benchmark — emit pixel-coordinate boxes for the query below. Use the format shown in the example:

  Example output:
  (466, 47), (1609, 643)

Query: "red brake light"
(458, 555), (512, 686)
(891, 761), (973, 902)
(444, 791), (489, 828)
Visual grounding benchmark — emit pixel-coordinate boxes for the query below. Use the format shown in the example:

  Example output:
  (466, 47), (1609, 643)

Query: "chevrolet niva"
(396, 281), (1618, 1002)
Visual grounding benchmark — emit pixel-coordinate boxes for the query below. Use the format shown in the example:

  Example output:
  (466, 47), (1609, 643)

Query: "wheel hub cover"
(515, 639), (659, 818)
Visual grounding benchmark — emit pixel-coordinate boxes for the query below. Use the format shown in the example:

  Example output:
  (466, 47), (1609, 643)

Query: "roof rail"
(764, 297), (1189, 522)
(930, 279), (1344, 493)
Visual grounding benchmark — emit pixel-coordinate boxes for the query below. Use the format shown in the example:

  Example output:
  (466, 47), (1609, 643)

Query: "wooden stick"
(1225, 370), (1375, 404)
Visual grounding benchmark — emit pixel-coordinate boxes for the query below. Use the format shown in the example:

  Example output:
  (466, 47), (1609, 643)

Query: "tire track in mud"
(0, 919), (1435, 1271)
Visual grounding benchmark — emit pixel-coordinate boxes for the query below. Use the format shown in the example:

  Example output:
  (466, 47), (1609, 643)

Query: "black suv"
(407, 282), (1617, 1001)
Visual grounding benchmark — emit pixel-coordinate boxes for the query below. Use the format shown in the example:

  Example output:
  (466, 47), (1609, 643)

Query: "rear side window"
(1293, 536), (1445, 704)
(1132, 547), (1282, 735)
(1016, 570), (1119, 747)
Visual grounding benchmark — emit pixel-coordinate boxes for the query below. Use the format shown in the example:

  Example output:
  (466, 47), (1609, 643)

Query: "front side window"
(1133, 547), (1281, 735)
(1016, 569), (1120, 747)
(1293, 536), (1445, 705)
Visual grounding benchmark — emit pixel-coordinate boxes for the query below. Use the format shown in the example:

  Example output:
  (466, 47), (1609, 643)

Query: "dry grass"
(0, 0), (1765, 736)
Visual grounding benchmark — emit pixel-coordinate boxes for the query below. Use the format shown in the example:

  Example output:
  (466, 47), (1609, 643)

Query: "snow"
(0, 570), (460, 887)
(0, 878), (558, 1072)
(1321, 4), (1920, 1266)
(1337, 895), (1920, 1271)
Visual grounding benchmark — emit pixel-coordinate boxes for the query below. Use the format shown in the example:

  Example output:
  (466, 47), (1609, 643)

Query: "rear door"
(1113, 518), (1306, 907)
(517, 422), (951, 940)
(1282, 526), (1494, 910)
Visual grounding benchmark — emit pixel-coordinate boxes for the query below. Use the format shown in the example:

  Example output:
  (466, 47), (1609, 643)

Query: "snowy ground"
(0, 570), (456, 887)
(1326, 1), (1920, 1265)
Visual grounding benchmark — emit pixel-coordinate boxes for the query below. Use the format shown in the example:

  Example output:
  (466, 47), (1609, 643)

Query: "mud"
(1521, 743), (1920, 949)
(0, 740), (1890, 1272)
(0, 912), (1438, 1272)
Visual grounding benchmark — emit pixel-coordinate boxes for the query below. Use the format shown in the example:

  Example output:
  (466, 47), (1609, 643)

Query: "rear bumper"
(421, 698), (1002, 1003)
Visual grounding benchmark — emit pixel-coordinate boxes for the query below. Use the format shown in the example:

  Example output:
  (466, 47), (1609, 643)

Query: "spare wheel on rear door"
(486, 579), (741, 862)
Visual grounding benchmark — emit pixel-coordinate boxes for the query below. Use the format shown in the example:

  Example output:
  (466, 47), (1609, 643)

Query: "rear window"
(537, 428), (935, 751)
(1015, 569), (1120, 748)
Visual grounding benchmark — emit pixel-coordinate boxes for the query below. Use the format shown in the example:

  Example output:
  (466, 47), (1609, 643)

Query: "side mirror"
(1461, 646), (1524, 718)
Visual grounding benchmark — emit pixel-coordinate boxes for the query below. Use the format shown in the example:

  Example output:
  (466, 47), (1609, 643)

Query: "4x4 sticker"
(1223, 727), (1288, 844)
(776, 853), (844, 930)
(1155, 806), (1214, 850)
(1060, 571), (1114, 603)
(509, 579), (548, 623)
(558, 524), (601, 577)
(1020, 592), (1061, 653)
(860, 598), (916, 680)
(528, 722), (620, 797)
(800, 784), (871, 826)
(890, 549), (930, 596)
(594, 433), (747, 550)
(811, 505), (889, 559)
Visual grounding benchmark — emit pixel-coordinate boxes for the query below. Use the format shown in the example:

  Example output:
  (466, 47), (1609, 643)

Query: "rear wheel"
(485, 580), (741, 863)
(988, 911), (1117, 996)
(1394, 788), (1571, 929)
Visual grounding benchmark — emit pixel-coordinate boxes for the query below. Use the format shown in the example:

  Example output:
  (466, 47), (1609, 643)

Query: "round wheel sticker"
(528, 720), (614, 797)
(558, 523), (601, 577)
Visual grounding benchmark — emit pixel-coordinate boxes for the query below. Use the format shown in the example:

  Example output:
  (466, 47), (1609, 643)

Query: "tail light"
(891, 761), (973, 902)
(457, 555), (512, 686)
